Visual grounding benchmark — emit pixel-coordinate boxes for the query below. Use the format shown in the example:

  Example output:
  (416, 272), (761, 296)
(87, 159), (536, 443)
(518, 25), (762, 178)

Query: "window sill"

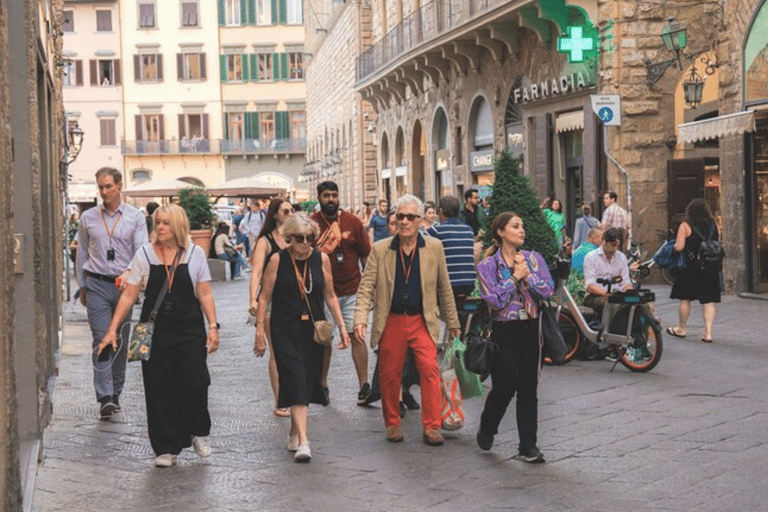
(137, 26), (159, 30)
(179, 78), (207, 83)
(179, 25), (201, 29)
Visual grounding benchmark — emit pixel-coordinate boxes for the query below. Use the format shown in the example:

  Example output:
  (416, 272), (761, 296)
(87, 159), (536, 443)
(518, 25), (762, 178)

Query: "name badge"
(400, 292), (410, 309)
(336, 253), (344, 264)
(107, 248), (115, 261)
(300, 310), (309, 321)
(518, 310), (528, 321)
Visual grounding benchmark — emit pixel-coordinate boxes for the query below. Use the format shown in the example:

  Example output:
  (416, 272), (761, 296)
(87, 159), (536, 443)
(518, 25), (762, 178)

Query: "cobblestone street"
(33, 279), (768, 512)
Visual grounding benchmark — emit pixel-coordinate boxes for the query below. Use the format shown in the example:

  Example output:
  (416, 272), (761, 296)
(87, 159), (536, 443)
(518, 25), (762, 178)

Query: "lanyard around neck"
(101, 207), (123, 245)
(158, 245), (180, 292)
(289, 251), (313, 300)
(398, 243), (417, 285)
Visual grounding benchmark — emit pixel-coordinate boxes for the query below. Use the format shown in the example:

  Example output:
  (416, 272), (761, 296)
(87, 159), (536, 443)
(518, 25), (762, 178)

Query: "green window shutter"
(239, 0), (247, 25)
(281, 53), (289, 80)
(218, 0), (226, 26)
(272, 53), (279, 81)
(253, 112), (260, 140)
(270, 0), (278, 24)
(223, 112), (229, 140)
(241, 54), (249, 82)
(278, 0), (287, 24)
(247, 0), (256, 24)
(220, 55), (227, 82)
(243, 112), (252, 139)
(276, 111), (289, 139)
(250, 54), (258, 81)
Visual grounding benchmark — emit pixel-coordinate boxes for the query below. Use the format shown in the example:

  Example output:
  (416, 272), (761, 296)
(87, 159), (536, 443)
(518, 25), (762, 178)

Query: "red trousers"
(378, 313), (441, 430)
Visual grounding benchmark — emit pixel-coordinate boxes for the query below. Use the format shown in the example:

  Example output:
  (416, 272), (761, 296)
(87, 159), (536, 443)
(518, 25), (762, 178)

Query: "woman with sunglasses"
(248, 198), (295, 417)
(254, 212), (349, 462)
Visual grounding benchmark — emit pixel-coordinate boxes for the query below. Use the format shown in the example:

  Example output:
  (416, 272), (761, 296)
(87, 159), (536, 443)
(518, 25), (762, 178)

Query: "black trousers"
(142, 324), (211, 456)
(480, 318), (540, 452)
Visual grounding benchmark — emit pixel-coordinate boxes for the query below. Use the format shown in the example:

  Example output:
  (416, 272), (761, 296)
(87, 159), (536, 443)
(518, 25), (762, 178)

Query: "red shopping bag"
(441, 369), (465, 430)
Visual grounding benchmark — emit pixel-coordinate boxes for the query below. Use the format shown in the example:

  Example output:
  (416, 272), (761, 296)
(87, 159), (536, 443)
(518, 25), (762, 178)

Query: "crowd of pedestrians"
(73, 169), (719, 468)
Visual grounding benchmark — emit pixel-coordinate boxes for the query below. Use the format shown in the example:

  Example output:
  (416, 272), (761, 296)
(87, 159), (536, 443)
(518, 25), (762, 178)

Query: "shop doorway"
(412, 121), (426, 199)
(667, 158), (706, 231)
(751, 120), (768, 292)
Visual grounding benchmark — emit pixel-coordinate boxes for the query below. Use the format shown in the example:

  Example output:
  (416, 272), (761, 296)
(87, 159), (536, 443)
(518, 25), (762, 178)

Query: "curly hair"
(684, 198), (713, 231)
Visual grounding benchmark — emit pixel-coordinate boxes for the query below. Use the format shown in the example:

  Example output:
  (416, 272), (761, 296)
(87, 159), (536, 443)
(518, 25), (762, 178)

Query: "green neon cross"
(558, 26), (594, 63)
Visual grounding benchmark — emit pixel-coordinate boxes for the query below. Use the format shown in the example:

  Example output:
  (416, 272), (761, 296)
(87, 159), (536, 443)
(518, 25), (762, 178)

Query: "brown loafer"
(386, 425), (404, 443)
(423, 429), (444, 446)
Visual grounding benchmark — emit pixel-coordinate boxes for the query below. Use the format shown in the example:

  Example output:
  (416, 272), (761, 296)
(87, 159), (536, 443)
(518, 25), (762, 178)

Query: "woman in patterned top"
(475, 211), (554, 463)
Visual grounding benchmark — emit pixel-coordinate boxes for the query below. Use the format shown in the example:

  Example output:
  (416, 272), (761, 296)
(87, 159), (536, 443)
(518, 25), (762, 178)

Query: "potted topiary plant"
(178, 187), (215, 256)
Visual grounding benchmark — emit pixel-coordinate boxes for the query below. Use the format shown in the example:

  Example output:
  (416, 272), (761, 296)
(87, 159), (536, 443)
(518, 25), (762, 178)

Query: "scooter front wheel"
(619, 311), (663, 372)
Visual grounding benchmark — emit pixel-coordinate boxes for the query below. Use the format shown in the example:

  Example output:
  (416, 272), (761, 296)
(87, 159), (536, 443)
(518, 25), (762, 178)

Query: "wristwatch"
(209, 322), (221, 330)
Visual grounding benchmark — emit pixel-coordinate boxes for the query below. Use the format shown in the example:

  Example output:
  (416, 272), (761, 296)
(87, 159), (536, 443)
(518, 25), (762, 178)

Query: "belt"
(390, 310), (423, 317)
(86, 271), (118, 283)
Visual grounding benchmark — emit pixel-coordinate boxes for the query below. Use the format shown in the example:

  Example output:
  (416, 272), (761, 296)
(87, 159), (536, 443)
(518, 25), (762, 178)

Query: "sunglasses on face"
(291, 234), (315, 244)
(279, 208), (295, 215)
(395, 213), (420, 222)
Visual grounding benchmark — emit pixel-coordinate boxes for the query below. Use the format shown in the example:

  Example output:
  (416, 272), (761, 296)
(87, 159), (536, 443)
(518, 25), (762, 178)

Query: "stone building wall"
(306, 1), (375, 209)
(0, 0), (23, 507)
(597, 0), (726, 278)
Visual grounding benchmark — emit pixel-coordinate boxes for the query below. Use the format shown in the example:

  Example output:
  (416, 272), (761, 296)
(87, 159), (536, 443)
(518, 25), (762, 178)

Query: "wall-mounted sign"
(382, 168), (391, 179)
(395, 166), (407, 177)
(435, 149), (450, 171)
(513, 70), (594, 105)
(470, 149), (495, 173)
(590, 94), (622, 126)
(505, 123), (524, 158)
(558, 26), (595, 63)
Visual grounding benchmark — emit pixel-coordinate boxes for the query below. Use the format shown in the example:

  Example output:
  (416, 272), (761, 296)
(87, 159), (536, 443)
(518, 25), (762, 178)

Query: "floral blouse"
(476, 250), (554, 322)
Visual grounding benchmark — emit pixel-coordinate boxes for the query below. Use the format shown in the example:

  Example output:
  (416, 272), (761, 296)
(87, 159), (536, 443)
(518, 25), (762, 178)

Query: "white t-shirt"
(127, 243), (211, 293)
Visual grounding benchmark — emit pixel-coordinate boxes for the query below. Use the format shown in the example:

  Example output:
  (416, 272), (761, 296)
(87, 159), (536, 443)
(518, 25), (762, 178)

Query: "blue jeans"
(217, 252), (247, 278)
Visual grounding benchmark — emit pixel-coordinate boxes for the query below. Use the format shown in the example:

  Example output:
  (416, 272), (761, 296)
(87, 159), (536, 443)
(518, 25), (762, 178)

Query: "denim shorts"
(325, 294), (357, 334)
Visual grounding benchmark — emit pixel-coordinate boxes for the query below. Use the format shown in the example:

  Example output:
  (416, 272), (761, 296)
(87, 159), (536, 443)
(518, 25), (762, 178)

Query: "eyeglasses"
(291, 234), (315, 244)
(395, 213), (421, 221)
(279, 208), (295, 215)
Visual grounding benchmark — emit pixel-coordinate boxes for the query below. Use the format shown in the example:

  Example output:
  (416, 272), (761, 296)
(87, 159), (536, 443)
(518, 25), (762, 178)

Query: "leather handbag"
(127, 249), (180, 362)
(652, 240), (686, 270)
(301, 287), (332, 347)
(463, 330), (497, 375)
(223, 244), (238, 257)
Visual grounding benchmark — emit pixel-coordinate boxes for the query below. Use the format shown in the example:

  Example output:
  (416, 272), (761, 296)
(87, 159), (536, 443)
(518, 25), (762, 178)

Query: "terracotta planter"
(190, 229), (213, 257)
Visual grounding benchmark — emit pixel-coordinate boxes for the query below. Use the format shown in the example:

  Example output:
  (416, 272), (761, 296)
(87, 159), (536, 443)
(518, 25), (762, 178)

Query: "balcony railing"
(121, 139), (219, 155)
(121, 138), (307, 155)
(221, 138), (307, 154)
(356, 0), (509, 83)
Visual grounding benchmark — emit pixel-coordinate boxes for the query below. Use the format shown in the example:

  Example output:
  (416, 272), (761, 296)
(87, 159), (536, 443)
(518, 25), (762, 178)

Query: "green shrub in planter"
(178, 188), (214, 231)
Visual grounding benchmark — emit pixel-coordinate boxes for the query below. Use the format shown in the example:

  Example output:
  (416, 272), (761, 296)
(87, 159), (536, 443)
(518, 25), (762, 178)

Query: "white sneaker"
(192, 436), (211, 458)
(286, 434), (299, 452)
(294, 444), (311, 462)
(154, 454), (177, 467)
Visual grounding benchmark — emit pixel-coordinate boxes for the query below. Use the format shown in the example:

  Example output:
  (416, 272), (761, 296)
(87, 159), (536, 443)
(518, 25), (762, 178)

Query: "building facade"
(62, 0), (123, 206)
(218, 0), (308, 200)
(120, 0), (225, 195)
(1, 0), (64, 508)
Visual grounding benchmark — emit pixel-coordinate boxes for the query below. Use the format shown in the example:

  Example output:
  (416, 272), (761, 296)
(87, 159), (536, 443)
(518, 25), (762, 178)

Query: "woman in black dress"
(99, 204), (219, 467)
(248, 198), (295, 416)
(254, 212), (349, 462)
(668, 199), (720, 343)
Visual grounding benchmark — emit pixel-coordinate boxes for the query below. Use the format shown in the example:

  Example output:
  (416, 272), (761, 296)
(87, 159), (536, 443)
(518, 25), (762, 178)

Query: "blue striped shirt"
(427, 218), (476, 289)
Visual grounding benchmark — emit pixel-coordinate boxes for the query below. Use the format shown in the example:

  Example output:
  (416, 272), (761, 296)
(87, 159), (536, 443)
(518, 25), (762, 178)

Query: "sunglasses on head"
(291, 234), (315, 244)
(395, 213), (420, 221)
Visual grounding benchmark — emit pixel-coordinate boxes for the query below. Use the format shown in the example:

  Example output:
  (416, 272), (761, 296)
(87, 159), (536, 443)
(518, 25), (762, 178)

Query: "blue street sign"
(598, 107), (614, 123)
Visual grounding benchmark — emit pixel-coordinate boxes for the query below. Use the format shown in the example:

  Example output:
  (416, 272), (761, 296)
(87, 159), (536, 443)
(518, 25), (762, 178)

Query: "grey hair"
(395, 194), (424, 217)
(280, 211), (320, 240)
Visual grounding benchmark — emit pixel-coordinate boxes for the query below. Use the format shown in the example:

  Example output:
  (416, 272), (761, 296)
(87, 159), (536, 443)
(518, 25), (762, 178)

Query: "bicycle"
(544, 259), (663, 372)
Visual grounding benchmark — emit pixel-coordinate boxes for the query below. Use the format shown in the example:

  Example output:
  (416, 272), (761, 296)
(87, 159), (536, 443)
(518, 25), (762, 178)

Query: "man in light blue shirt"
(76, 167), (148, 419)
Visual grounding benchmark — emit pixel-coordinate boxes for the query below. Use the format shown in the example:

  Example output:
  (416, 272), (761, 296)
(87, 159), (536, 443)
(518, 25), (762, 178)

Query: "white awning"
(678, 110), (756, 144)
(555, 110), (584, 133)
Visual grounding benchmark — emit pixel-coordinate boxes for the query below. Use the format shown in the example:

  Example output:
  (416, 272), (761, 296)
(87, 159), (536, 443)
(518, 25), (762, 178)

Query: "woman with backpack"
(667, 199), (721, 343)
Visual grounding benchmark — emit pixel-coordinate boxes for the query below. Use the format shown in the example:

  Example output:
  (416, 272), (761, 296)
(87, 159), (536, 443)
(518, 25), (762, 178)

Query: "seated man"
(567, 227), (603, 304)
(583, 228), (633, 318)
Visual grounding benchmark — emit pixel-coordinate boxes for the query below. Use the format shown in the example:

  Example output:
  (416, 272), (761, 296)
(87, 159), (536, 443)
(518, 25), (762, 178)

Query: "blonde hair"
(280, 211), (320, 240)
(153, 204), (190, 250)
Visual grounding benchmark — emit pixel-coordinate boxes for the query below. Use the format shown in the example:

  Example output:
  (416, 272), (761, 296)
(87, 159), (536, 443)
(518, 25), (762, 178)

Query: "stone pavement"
(33, 279), (768, 512)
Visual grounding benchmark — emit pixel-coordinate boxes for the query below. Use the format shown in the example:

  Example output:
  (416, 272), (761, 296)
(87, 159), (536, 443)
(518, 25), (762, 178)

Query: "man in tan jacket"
(354, 195), (461, 446)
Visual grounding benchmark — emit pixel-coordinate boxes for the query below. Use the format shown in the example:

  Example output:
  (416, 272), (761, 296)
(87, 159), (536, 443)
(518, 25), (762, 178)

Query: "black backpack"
(689, 224), (724, 273)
